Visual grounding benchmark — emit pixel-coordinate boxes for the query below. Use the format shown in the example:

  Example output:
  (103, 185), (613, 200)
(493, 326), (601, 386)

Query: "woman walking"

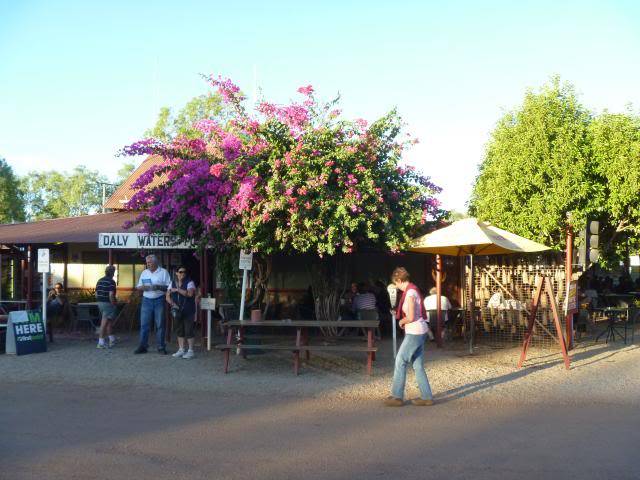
(384, 267), (434, 407)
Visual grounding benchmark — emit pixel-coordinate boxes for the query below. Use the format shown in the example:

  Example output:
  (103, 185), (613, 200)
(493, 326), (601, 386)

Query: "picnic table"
(216, 319), (379, 375)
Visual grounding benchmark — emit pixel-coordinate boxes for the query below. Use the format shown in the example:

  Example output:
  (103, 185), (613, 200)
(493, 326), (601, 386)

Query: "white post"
(239, 269), (248, 321)
(391, 312), (397, 358)
(207, 309), (212, 351)
(387, 284), (398, 359)
(42, 272), (47, 335)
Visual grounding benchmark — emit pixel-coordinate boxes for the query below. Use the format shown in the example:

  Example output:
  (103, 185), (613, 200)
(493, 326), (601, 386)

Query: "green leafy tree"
(144, 93), (227, 142)
(115, 162), (136, 186)
(0, 157), (25, 223)
(21, 166), (108, 220)
(588, 110), (640, 266)
(470, 77), (640, 268)
(469, 77), (598, 250)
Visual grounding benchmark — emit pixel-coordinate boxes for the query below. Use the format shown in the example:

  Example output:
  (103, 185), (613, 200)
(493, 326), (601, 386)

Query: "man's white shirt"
(137, 267), (171, 299)
(423, 294), (452, 311)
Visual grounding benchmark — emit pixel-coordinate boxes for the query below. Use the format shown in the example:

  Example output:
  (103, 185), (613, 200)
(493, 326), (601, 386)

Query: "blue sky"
(1, 0), (639, 212)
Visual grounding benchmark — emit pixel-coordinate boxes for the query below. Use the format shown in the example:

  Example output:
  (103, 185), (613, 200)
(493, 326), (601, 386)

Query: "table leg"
(294, 328), (301, 375)
(368, 328), (375, 361)
(367, 328), (374, 375)
(293, 350), (300, 375)
(224, 327), (233, 374)
(302, 328), (310, 361)
(239, 326), (247, 359)
(595, 324), (608, 343)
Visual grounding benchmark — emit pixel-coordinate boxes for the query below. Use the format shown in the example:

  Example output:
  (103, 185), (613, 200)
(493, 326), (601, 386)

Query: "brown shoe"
(411, 398), (435, 406)
(383, 397), (404, 407)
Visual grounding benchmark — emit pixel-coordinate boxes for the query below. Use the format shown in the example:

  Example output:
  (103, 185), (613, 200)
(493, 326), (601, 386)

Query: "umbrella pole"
(469, 254), (475, 354)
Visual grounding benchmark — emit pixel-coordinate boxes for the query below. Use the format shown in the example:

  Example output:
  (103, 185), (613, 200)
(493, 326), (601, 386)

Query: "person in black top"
(95, 265), (118, 349)
(166, 266), (197, 359)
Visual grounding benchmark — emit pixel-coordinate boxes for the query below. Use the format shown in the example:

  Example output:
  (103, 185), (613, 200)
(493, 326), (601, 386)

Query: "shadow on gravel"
(435, 342), (638, 403)
(435, 367), (539, 403)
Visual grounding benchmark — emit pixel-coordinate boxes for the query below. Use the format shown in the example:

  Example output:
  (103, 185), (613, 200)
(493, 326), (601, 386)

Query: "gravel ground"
(2, 330), (640, 480)
(2, 328), (639, 407)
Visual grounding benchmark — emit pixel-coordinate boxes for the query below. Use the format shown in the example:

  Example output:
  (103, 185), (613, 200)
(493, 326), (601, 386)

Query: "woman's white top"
(403, 289), (428, 335)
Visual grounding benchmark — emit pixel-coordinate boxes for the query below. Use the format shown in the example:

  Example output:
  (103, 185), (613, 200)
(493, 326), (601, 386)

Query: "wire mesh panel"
(464, 256), (567, 348)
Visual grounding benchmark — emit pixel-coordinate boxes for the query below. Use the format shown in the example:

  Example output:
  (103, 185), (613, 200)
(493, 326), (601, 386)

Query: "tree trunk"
(309, 254), (350, 336)
(247, 254), (272, 319)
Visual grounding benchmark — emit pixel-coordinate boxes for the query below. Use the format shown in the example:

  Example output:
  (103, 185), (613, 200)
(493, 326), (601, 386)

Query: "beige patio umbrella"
(409, 218), (550, 353)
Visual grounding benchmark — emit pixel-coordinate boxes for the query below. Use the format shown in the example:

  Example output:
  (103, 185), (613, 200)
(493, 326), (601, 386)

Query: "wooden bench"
(217, 319), (379, 375)
(215, 342), (378, 375)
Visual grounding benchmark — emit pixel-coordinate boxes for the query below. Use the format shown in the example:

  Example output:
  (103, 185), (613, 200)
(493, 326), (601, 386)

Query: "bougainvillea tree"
(122, 76), (443, 320)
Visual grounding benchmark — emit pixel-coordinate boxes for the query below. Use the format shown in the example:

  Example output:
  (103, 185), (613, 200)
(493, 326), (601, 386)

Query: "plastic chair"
(71, 304), (101, 334)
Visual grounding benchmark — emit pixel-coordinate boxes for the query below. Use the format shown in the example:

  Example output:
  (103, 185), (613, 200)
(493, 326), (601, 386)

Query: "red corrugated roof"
(104, 156), (169, 210)
(0, 212), (142, 244)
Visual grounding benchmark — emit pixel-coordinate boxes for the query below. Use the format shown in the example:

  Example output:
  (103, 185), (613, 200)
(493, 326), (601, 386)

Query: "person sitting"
(299, 286), (315, 320)
(46, 282), (68, 318)
(373, 280), (392, 335)
(339, 283), (359, 320)
(423, 287), (452, 339)
(615, 274), (633, 294)
(352, 283), (377, 319)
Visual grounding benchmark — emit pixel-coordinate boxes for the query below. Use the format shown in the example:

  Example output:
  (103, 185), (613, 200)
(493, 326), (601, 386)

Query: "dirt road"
(1, 338), (639, 479)
(2, 382), (638, 479)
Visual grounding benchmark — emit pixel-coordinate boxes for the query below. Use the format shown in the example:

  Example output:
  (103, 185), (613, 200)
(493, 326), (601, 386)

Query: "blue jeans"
(391, 333), (433, 400)
(139, 296), (166, 349)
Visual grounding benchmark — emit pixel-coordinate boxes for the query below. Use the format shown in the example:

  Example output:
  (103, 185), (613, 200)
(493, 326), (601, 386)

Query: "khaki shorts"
(97, 302), (116, 320)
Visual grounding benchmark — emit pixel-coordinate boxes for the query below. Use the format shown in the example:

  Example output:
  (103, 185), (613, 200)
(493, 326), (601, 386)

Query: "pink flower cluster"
(209, 76), (245, 103)
(221, 133), (242, 161)
(120, 74), (443, 256)
(297, 85), (314, 96)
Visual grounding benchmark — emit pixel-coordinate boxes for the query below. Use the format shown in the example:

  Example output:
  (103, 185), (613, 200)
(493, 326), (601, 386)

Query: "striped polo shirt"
(95, 276), (116, 303)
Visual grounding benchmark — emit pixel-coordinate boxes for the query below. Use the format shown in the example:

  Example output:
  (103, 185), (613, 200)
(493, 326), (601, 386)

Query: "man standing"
(134, 254), (171, 354)
(96, 265), (118, 349)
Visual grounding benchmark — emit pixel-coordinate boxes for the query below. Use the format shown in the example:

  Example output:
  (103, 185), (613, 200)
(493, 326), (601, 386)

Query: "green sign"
(6, 310), (47, 356)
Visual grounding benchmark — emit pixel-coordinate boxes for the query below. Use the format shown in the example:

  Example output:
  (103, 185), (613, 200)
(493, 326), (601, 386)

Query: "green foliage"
(470, 77), (596, 249)
(144, 93), (227, 142)
(470, 78), (601, 248)
(588, 111), (640, 266)
(470, 76), (640, 267)
(0, 157), (25, 223)
(21, 166), (108, 220)
(216, 249), (241, 305)
(115, 162), (136, 187)
(243, 110), (441, 256)
(446, 210), (469, 222)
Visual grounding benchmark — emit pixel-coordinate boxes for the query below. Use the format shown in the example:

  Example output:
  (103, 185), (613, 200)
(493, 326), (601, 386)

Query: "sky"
(1, 0), (639, 212)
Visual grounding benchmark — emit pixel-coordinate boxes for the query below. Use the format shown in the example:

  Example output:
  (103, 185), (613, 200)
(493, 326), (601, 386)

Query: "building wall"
(50, 243), (147, 292)
(268, 252), (433, 291)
